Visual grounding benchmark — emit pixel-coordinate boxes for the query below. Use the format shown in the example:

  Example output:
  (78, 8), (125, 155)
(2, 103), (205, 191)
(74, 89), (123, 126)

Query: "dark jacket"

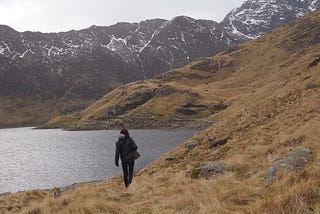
(115, 135), (137, 164)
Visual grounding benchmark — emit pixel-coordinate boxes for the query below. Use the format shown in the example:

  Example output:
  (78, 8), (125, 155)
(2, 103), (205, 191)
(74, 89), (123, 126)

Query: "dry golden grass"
(3, 114), (320, 213)
(2, 116), (320, 213)
(0, 96), (96, 127)
(0, 97), (56, 126)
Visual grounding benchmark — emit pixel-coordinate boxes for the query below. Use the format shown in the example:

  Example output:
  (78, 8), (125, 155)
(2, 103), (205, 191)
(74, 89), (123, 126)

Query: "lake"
(0, 127), (196, 193)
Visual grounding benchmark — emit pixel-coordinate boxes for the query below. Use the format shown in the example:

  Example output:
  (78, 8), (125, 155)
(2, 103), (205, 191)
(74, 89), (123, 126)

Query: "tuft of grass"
(25, 207), (42, 214)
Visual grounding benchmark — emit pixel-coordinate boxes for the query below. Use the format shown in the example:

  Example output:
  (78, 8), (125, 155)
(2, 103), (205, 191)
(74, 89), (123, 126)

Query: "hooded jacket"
(115, 134), (138, 164)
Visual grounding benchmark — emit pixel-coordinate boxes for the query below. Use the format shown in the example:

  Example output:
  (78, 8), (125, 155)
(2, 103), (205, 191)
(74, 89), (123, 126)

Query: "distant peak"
(170, 16), (206, 27)
(171, 16), (195, 23)
(172, 15), (193, 20)
(0, 25), (18, 33)
(221, 0), (320, 39)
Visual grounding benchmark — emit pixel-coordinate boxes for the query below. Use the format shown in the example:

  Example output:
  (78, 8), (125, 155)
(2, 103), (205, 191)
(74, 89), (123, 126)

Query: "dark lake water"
(0, 127), (196, 193)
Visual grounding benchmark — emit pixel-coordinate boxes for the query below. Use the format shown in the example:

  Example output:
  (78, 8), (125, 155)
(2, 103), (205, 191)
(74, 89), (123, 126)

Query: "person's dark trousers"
(121, 161), (134, 188)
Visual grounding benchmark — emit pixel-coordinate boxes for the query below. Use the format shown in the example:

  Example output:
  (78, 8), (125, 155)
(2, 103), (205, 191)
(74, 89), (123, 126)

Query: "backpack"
(133, 149), (140, 160)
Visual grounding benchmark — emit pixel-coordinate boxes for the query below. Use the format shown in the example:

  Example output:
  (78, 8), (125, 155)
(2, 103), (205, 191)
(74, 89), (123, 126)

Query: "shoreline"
(0, 178), (107, 198)
(0, 122), (45, 130)
(36, 117), (213, 131)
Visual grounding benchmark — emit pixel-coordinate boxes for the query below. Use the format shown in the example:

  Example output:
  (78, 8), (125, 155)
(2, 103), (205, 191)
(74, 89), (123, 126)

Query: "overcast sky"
(0, 0), (244, 33)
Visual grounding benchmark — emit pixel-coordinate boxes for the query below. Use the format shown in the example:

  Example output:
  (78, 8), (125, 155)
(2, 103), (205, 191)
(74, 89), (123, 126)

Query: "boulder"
(209, 136), (229, 149)
(190, 162), (227, 179)
(305, 82), (320, 89)
(165, 157), (176, 161)
(185, 140), (199, 149)
(265, 147), (313, 182)
(211, 103), (228, 112)
(307, 56), (320, 68)
(53, 187), (61, 198)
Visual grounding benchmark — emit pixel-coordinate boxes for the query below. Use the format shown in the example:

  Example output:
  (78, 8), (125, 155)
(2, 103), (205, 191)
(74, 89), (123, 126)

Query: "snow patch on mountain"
(0, 45), (5, 54)
(223, 0), (320, 39)
(106, 35), (128, 52)
(310, 0), (317, 9)
(0, 41), (13, 55)
(139, 21), (170, 53)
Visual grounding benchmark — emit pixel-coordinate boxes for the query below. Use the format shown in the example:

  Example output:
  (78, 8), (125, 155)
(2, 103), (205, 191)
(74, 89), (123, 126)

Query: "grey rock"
(53, 187), (61, 198)
(185, 140), (199, 149)
(165, 157), (176, 161)
(307, 56), (320, 69)
(0, 192), (11, 197)
(176, 108), (198, 115)
(305, 82), (320, 89)
(190, 162), (227, 179)
(211, 150), (219, 156)
(209, 136), (229, 149)
(211, 103), (228, 112)
(265, 147), (313, 182)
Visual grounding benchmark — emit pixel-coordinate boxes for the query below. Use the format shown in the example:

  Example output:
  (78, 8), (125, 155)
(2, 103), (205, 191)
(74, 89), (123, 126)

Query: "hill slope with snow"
(0, 0), (319, 126)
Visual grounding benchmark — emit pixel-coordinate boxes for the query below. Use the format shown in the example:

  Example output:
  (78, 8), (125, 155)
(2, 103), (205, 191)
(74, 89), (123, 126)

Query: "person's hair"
(120, 128), (129, 137)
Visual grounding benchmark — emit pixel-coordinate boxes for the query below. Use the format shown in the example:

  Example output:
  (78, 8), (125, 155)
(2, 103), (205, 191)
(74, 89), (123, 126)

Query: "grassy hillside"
(1, 9), (320, 214)
(0, 96), (97, 128)
(45, 40), (241, 130)
(45, 7), (319, 131)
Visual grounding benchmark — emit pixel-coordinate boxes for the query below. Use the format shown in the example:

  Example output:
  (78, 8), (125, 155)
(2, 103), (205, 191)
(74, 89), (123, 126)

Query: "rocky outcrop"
(115, 90), (154, 114)
(165, 157), (176, 161)
(307, 56), (320, 68)
(209, 136), (229, 149)
(190, 58), (222, 72)
(185, 140), (200, 149)
(265, 147), (313, 182)
(175, 101), (228, 117)
(305, 82), (320, 89)
(189, 162), (228, 179)
(154, 85), (179, 98)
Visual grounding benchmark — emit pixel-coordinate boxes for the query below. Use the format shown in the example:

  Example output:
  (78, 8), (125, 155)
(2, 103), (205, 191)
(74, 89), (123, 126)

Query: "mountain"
(222, 0), (320, 39)
(0, 18), (233, 127)
(0, 0), (319, 127)
(2, 7), (320, 214)
(47, 6), (320, 130)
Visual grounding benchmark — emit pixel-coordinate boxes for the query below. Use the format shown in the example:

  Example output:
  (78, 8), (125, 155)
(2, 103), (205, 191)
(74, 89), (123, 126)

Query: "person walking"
(115, 129), (138, 188)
